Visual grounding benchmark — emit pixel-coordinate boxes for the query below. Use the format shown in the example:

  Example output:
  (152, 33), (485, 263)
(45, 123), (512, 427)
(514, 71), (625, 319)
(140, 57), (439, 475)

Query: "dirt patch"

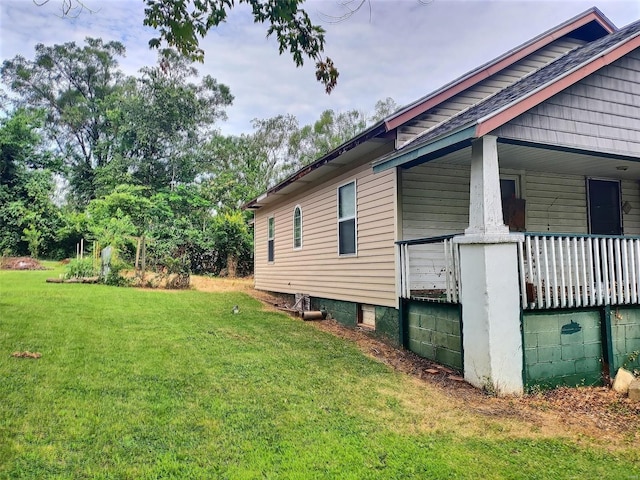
(190, 276), (640, 446)
(11, 351), (42, 359)
(1, 257), (46, 270)
(306, 318), (640, 445)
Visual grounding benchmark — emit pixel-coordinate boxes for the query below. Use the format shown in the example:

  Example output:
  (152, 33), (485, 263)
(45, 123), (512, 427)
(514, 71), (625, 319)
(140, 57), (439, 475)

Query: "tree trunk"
(227, 255), (238, 278)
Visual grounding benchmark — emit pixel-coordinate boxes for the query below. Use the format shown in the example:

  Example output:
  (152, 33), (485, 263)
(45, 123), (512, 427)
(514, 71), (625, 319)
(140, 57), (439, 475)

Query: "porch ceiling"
(423, 141), (640, 180)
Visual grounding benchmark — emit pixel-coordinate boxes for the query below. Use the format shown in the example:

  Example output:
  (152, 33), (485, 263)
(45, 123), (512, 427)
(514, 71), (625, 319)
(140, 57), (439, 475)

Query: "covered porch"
(398, 232), (640, 311)
(379, 134), (640, 394)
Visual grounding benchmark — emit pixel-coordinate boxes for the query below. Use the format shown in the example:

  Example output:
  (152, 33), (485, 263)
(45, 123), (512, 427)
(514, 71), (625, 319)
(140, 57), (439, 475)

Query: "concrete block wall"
(310, 297), (400, 347)
(612, 307), (640, 372)
(523, 310), (603, 388)
(406, 301), (462, 370)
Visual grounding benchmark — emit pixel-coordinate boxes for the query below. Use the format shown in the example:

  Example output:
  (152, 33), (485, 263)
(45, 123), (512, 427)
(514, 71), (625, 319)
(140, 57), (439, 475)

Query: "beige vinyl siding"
(254, 145), (398, 308)
(397, 38), (585, 147)
(401, 164), (469, 290)
(495, 49), (640, 157)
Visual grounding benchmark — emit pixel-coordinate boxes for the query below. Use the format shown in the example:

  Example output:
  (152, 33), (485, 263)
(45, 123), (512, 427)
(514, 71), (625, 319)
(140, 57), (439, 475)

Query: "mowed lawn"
(1, 267), (638, 479)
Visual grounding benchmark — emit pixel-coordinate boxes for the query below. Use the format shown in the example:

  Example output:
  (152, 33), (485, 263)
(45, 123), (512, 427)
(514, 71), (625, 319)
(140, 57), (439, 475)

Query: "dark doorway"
(588, 179), (622, 235)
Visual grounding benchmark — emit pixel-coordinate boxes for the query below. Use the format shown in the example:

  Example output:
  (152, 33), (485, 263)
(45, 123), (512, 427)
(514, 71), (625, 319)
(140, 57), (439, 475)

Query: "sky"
(1, 0), (639, 136)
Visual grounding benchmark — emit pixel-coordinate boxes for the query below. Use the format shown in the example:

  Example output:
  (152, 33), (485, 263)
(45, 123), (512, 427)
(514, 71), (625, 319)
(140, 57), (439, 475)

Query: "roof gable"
(374, 18), (640, 172)
(245, 8), (620, 209)
(384, 7), (615, 132)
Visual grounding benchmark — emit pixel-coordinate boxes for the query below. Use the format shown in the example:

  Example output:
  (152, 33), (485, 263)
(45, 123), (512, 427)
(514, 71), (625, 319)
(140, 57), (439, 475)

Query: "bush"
(64, 258), (96, 279)
(103, 259), (131, 287)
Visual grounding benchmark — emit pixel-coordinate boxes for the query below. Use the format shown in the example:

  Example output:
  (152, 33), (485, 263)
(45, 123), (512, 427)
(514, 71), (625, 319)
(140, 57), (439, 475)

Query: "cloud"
(2, 0), (639, 135)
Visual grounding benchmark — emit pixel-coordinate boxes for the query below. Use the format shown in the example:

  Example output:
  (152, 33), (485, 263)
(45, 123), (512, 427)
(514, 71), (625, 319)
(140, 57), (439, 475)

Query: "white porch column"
(454, 135), (524, 395)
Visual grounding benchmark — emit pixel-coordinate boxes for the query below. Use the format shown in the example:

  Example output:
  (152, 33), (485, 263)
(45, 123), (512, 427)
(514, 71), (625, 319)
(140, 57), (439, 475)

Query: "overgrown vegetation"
(0, 268), (638, 478)
(1, 38), (396, 276)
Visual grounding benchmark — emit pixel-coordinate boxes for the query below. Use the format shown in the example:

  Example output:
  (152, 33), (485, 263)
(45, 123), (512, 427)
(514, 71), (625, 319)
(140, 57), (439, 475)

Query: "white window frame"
(293, 205), (303, 250)
(337, 180), (357, 256)
(267, 216), (275, 263)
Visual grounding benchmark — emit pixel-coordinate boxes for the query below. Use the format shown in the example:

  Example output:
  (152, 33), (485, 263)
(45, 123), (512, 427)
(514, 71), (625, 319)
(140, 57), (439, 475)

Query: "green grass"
(1, 266), (639, 479)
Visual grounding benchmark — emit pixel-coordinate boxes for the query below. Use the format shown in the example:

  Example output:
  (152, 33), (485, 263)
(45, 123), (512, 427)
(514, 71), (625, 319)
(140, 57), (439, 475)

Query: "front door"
(587, 178), (622, 235)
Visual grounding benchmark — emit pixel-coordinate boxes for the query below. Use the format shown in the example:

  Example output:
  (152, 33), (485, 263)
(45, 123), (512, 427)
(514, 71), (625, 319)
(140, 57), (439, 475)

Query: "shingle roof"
(398, 18), (640, 153)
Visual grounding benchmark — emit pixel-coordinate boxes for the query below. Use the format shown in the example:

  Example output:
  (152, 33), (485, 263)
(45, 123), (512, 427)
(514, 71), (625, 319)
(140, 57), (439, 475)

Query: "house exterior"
(244, 8), (640, 395)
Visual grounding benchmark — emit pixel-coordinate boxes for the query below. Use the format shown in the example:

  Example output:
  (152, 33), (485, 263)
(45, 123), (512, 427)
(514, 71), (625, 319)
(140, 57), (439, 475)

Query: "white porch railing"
(519, 233), (640, 310)
(397, 234), (461, 302)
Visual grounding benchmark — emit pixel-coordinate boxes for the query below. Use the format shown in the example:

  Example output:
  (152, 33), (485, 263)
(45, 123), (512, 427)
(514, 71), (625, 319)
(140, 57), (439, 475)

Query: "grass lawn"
(1, 265), (639, 479)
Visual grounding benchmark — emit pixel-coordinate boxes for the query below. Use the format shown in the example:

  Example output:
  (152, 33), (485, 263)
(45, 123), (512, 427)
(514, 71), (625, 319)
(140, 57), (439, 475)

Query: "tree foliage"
(0, 109), (60, 257)
(1, 38), (126, 205)
(142, 0), (338, 93)
(1, 34), (397, 278)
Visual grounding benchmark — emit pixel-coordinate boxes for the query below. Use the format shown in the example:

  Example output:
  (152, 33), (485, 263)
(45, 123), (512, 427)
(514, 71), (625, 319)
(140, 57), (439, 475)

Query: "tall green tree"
(106, 49), (233, 193)
(1, 38), (126, 206)
(0, 109), (61, 257)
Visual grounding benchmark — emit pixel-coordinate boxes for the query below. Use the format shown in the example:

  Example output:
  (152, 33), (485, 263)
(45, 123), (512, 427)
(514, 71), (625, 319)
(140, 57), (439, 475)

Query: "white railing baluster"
(608, 238), (616, 305)
(542, 237), (551, 308)
(534, 236), (543, 309)
(594, 238), (603, 305)
(623, 239), (631, 304)
(603, 238), (611, 305)
(550, 237), (558, 308)
(444, 239), (452, 303)
(572, 238), (581, 307)
(636, 240), (640, 303)
(567, 237), (574, 308)
(399, 244), (405, 298)
(558, 237), (567, 308)
(526, 236), (534, 307)
(630, 240), (637, 304)
(615, 238), (623, 304)
(453, 243), (461, 303)
(580, 237), (589, 307)
(518, 241), (527, 309)
(587, 237), (594, 306)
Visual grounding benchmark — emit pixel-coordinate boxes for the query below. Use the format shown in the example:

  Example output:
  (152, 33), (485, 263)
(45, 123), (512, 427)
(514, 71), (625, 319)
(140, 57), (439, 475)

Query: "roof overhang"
(243, 122), (388, 210)
(372, 125), (475, 173)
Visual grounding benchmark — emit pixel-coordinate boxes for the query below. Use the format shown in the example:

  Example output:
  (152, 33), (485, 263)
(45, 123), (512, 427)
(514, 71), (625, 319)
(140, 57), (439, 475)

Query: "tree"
(371, 97), (399, 123)
(1, 38), (126, 205)
(38, 0), (338, 93)
(103, 49), (233, 193)
(0, 109), (61, 257)
(288, 108), (368, 167)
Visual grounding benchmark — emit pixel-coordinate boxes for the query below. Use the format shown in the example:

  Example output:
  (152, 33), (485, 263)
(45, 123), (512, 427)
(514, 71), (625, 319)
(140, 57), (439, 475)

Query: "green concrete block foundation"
(406, 301), (462, 371)
(523, 310), (603, 388)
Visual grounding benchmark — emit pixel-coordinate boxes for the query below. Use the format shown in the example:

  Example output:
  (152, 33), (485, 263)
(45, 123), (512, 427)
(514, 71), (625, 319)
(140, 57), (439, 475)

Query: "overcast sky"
(1, 0), (639, 136)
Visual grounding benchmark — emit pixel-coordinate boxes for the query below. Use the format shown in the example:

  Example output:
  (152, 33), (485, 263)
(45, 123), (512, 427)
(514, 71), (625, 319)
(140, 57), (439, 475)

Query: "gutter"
(243, 121), (387, 209)
(372, 124), (476, 173)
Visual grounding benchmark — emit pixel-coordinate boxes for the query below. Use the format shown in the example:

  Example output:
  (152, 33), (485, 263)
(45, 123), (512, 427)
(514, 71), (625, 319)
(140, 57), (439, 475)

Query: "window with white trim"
(267, 216), (275, 262)
(293, 205), (302, 249)
(338, 181), (357, 255)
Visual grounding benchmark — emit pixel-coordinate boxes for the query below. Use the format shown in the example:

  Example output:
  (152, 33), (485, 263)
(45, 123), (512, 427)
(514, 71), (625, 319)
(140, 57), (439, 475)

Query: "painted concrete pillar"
(455, 135), (524, 395)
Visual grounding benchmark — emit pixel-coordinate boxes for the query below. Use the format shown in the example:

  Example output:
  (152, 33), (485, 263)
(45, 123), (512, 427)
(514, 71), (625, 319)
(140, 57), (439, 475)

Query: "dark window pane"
(339, 219), (356, 255)
(294, 207), (302, 248)
(589, 179), (621, 235)
(268, 239), (274, 262)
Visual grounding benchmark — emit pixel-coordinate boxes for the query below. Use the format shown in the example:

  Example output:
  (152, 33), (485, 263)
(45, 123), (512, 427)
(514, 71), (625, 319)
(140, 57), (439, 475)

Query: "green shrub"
(104, 259), (131, 287)
(64, 258), (95, 279)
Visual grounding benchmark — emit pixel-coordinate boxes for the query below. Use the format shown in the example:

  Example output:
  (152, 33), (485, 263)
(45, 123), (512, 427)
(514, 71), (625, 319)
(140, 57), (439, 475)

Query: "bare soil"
(0, 256), (46, 270)
(193, 276), (640, 445)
